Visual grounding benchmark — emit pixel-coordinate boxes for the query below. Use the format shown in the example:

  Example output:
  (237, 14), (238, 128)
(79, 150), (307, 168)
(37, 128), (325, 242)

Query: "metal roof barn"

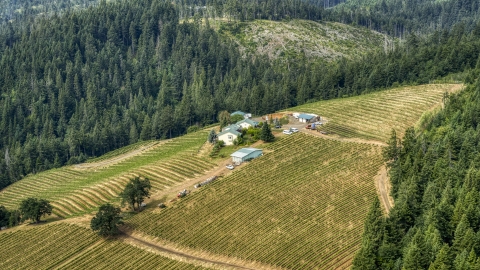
(298, 113), (316, 123)
(230, 148), (263, 164)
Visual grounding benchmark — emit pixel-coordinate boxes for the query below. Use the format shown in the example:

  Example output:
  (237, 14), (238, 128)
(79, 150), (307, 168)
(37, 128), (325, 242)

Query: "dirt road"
(120, 231), (272, 270)
(374, 166), (394, 214)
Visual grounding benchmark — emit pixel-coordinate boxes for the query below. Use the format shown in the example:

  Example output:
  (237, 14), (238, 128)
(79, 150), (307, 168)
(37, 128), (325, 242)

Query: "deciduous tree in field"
(230, 114), (244, 123)
(218, 111), (231, 129)
(90, 203), (123, 236)
(19, 198), (52, 223)
(120, 177), (151, 211)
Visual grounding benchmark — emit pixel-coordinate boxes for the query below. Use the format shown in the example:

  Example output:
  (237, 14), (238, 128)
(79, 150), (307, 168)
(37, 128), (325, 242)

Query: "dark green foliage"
(19, 198), (52, 223)
(259, 122), (275, 142)
(8, 210), (20, 227)
(0, 205), (9, 227)
(120, 177), (151, 211)
(218, 111), (230, 129)
(0, 206), (20, 228)
(207, 129), (217, 144)
(353, 77), (480, 268)
(90, 203), (123, 236)
(1, 0), (480, 195)
(352, 197), (384, 270)
(327, 0), (480, 36)
(383, 129), (400, 165)
(230, 114), (245, 124)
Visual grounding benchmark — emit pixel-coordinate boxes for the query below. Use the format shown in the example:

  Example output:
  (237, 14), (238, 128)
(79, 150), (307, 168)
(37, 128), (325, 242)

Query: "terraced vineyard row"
(291, 84), (461, 142)
(0, 130), (216, 217)
(85, 140), (160, 163)
(0, 223), (211, 270)
(127, 133), (384, 269)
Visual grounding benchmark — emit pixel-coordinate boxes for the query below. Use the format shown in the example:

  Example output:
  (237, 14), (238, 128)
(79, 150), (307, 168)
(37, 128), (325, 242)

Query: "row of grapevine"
(85, 140), (161, 164)
(0, 130), (216, 217)
(291, 84), (458, 142)
(0, 223), (99, 269)
(0, 223), (212, 269)
(127, 133), (384, 269)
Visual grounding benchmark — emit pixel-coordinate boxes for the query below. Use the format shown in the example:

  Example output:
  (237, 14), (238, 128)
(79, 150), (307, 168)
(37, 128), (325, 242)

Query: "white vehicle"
(283, 130), (293, 135)
(290, 127), (299, 133)
(226, 164), (234, 170)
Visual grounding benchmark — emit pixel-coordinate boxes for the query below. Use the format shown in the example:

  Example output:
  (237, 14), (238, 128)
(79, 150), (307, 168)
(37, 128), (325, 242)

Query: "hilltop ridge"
(218, 19), (389, 61)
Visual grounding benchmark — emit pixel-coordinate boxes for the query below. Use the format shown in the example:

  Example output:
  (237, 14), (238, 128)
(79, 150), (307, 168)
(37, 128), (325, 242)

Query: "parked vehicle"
(177, 189), (189, 198)
(226, 164), (234, 170)
(290, 127), (299, 133)
(283, 130), (293, 135)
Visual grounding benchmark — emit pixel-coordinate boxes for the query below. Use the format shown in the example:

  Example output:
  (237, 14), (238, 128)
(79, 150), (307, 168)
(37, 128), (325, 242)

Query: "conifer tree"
(207, 129), (217, 144)
(259, 121), (275, 142)
(352, 197), (384, 270)
(429, 244), (452, 270)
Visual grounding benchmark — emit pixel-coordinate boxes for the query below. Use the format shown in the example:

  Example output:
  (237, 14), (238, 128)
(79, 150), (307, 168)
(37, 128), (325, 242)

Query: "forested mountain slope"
(352, 74), (480, 268)
(1, 0), (480, 193)
(328, 0), (480, 35)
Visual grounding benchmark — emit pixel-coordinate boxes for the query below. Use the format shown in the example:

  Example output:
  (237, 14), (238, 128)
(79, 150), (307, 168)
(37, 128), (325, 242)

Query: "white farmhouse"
(217, 130), (241, 146)
(236, 119), (258, 129)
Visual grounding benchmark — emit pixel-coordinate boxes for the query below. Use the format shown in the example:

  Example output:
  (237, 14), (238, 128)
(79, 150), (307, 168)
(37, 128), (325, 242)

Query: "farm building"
(217, 130), (241, 146)
(222, 124), (240, 132)
(298, 113), (316, 123)
(236, 119), (259, 129)
(230, 148), (263, 164)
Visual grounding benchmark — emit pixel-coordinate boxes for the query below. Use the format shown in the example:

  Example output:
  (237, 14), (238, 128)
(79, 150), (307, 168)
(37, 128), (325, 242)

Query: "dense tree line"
(327, 0), (480, 36)
(174, 0), (325, 21)
(352, 73), (480, 268)
(0, 0), (99, 24)
(1, 0), (480, 191)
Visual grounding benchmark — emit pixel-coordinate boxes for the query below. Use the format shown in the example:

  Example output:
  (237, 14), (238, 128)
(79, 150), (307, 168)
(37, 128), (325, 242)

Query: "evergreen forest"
(1, 0), (480, 192)
(352, 68), (480, 270)
(2, 1), (480, 267)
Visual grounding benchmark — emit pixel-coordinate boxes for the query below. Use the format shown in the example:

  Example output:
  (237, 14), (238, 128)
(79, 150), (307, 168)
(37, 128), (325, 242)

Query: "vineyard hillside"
(0, 223), (212, 269)
(290, 84), (462, 142)
(127, 133), (384, 269)
(0, 84), (462, 269)
(0, 130), (216, 217)
(217, 19), (389, 61)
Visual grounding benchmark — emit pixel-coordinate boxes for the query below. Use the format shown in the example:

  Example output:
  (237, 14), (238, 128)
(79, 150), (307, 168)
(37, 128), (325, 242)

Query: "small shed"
(298, 113), (316, 123)
(217, 130), (241, 146)
(236, 119), (259, 129)
(230, 148), (263, 164)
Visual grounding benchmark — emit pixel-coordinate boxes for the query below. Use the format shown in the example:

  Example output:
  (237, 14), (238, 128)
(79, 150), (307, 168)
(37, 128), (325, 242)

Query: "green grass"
(217, 19), (389, 62)
(127, 133), (383, 269)
(0, 131), (216, 217)
(0, 223), (211, 270)
(289, 84), (461, 142)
